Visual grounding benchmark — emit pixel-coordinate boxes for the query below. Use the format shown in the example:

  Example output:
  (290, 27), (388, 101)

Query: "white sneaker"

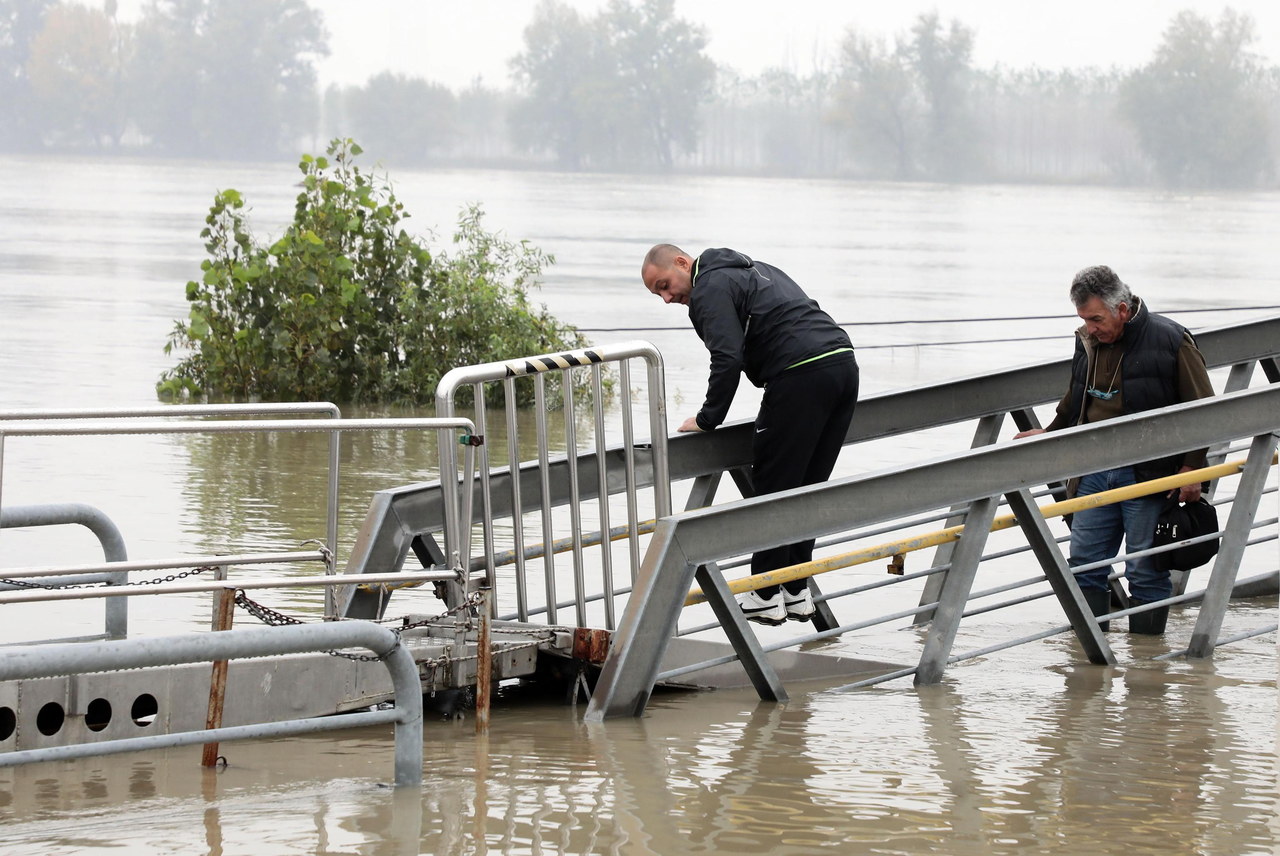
(737, 589), (786, 626)
(783, 588), (815, 621)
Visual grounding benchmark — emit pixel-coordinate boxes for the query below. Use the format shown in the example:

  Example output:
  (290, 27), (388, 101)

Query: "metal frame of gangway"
(334, 316), (1278, 633)
(0, 407), (481, 642)
(339, 340), (671, 627)
(585, 382), (1280, 720)
(0, 621), (424, 786)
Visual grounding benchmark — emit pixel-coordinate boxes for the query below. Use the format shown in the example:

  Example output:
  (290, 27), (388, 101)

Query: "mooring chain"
(233, 589), (505, 663)
(1, 564), (215, 592)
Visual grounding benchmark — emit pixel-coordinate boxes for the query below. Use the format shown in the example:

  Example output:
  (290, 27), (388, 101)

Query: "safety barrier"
(0, 412), (478, 633)
(1, 502), (130, 640)
(0, 621), (424, 787)
(341, 341), (671, 629)
(585, 383), (1280, 719)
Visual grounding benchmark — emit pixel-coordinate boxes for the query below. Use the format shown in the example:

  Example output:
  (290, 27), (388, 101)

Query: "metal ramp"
(326, 316), (1277, 715)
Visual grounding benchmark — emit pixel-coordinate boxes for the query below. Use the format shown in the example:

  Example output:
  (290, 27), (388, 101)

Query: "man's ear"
(674, 254), (691, 271)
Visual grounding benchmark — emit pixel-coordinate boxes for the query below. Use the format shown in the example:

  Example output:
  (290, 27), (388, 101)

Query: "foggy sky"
(310, 0), (1280, 90)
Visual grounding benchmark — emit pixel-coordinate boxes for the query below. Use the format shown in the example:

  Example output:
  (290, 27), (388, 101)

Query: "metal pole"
(914, 495), (999, 685)
(475, 587), (492, 735)
(201, 567), (234, 767)
(644, 350), (672, 518)
(503, 378), (528, 621)
(325, 424), (340, 618)
(534, 373), (557, 623)
(474, 382), (496, 592)
(592, 363), (616, 629)
(563, 371), (587, 627)
(619, 360), (642, 586)
(1005, 489), (1114, 665)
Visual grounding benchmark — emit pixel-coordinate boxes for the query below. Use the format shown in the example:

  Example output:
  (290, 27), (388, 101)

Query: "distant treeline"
(2, 0), (1276, 188)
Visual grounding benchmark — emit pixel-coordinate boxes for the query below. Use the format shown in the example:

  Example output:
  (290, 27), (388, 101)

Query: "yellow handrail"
(683, 453), (1276, 606)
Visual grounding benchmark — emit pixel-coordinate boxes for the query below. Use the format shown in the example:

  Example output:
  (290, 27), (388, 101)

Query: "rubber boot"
(1082, 588), (1111, 631)
(1128, 599), (1169, 635)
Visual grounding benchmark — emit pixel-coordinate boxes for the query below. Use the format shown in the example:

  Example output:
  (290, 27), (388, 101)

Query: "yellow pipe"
(683, 453), (1274, 606)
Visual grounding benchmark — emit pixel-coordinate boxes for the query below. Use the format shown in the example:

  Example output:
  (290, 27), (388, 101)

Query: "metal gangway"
(330, 316), (1278, 716)
(1, 316), (1276, 771)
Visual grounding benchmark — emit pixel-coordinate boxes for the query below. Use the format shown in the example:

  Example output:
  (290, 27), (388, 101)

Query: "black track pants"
(749, 352), (859, 597)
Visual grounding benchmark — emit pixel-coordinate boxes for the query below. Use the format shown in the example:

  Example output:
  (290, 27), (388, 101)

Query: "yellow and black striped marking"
(503, 349), (603, 378)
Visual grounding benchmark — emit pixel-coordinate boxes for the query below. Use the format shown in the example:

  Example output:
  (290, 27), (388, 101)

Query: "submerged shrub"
(158, 138), (590, 406)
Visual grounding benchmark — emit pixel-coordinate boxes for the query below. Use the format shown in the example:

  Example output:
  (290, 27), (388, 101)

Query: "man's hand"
(1174, 465), (1202, 503)
(1013, 428), (1046, 440)
(677, 416), (703, 433)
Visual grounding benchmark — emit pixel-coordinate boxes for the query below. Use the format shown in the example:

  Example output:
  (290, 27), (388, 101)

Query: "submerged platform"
(0, 615), (908, 754)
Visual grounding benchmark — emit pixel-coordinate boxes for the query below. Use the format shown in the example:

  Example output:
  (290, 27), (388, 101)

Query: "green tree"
(1120, 9), (1272, 187)
(832, 13), (979, 180)
(332, 72), (457, 165)
(509, 0), (604, 168)
(130, 0), (327, 158)
(24, 1), (130, 147)
(832, 31), (919, 178)
(0, 0), (54, 150)
(907, 12), (980, 179)
(601, 0), (715, 167)
(159, 139), (588, 405)
(510, 0), (714, 169)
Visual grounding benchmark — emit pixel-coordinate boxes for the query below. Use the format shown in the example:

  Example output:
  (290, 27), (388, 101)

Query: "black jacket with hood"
(689, 248), (852, 430)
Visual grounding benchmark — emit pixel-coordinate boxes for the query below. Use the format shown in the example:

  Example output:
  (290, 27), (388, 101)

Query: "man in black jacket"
(1015, 265), (1214, 634)
(641, 244), (859, 625)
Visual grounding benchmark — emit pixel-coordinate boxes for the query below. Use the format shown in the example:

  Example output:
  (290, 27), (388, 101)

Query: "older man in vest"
(1016, 265), (1214, 634)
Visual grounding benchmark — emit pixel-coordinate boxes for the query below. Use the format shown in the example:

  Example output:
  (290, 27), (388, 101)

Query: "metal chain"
(1, 564), (215, 591)
(233, 589), (497, 662)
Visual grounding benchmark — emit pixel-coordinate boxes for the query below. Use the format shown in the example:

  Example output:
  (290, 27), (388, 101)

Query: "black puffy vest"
(1065, 300), (1192, 481)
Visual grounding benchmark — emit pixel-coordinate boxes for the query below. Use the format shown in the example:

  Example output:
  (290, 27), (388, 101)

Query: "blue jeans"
(1068, 466), (1170, 602)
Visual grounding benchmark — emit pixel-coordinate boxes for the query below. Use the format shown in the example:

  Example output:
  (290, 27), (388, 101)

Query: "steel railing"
(584, 384), (1280, 719)
(341, 341), (671, 629)
(0, 621), (424, 786)
(333, 317), (1279, 639)
(0, 412), (478, 635)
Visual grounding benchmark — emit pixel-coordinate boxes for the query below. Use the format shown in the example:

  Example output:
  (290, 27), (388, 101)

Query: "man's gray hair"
(1070, 265), (1132, 312)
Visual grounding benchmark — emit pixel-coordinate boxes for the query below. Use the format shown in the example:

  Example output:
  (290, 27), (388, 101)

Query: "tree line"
(2, 0), (1277, 188)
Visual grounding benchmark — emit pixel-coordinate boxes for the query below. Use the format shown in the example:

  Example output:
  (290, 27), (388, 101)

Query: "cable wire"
(575, 304), (1280, 334)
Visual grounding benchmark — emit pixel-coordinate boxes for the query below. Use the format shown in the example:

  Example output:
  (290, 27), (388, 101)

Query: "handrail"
(0, 570), (461, 605)
(0, 621), (424, 786)
(407, 339), (670, 627)
(337, 316), (1278, 602)
(585, 384), (1280, 720)
(0, 403), (343, 571)
(684, 453), (1278, 603)
(0, 415), (477, 621)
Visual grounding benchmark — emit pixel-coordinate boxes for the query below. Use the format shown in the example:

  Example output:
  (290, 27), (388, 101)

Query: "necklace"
(1087, 351), (1122, 401)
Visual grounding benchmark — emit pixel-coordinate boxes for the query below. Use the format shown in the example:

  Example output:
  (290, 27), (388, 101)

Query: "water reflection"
(0, 651), (1274, 856)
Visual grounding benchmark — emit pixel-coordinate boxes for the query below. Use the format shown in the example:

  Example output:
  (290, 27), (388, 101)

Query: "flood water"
(0, 153), (1277, 854)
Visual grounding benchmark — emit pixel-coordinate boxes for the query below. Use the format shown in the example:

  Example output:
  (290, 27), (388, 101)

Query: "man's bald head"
(641, 243), (695, 306)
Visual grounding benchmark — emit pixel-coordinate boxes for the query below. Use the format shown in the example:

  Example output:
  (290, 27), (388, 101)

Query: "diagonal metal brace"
(694, 563), (789, 702)
(1005, 489), (1115, 665)
(915, 495), (1000, 685)
(1187, 431), (1280, 659)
